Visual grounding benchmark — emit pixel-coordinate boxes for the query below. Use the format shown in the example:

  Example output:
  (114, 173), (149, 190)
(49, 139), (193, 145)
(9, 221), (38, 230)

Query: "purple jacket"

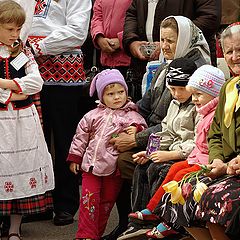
(90, 0), (132, 67)
(67, 101), (147, 176)
(187, 97), (219, 165)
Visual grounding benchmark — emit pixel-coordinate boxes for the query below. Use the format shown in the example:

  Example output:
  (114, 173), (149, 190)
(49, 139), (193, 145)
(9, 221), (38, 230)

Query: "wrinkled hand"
(227, 156), (240, 175)
(124, 126), (137, 135)
(129, 41), (148, 60)
(69, 162), (80, 175)
(149, 42), (160, 61)
(132, 151), (149, 164)
(206, 159), (227, 179)
(107, 38), (120, 50)
(96, 35), (115, 54)
(109, 132), (137, 152)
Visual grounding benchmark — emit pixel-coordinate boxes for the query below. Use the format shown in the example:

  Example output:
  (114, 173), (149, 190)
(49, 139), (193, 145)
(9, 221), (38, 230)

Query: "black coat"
(123, 0), (221, 67)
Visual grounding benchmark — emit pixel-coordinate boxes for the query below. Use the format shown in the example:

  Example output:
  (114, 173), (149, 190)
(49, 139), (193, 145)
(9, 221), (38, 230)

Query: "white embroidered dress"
(0, 45), (54, 200)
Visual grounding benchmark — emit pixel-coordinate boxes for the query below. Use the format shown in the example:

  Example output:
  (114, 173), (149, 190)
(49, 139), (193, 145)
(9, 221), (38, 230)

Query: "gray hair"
(220, 24), (240, 52)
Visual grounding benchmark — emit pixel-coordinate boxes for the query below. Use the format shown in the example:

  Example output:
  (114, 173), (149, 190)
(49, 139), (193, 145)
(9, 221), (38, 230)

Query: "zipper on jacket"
(91, 110), (113, 167)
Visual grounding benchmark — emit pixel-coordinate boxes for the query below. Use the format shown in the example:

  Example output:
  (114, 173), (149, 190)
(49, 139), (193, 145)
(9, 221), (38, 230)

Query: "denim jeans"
(131, 160), (175, 212)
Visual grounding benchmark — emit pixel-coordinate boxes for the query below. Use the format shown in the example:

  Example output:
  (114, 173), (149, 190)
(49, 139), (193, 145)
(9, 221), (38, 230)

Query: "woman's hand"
(227, 156), (240, 175)
(149, 41), (160, 60)
(132, 151), (149, 164)
(69, 162), (80, 175)
(96, 35), (115, 54)
(109, 132), (137, 152)
(206, 159), (228, 179)
(129, 41), (149, 60)
(107, 38), (120, 50)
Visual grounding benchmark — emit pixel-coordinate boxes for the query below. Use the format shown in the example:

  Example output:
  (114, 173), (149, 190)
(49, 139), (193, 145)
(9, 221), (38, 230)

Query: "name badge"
(10, 52), (29, 71)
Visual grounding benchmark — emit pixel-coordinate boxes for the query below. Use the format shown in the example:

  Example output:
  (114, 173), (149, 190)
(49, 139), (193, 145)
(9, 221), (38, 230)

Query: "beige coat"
(157, 99), (199, 159)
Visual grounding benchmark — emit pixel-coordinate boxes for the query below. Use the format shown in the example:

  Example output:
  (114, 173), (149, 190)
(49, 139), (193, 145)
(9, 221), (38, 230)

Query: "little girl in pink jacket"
(67, 69), (147, 240)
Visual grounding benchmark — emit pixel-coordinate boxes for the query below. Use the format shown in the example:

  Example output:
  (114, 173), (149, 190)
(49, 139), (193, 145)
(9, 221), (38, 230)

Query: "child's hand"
(69, 162), (80, 175)
(125, 126), (137, 135)
(132, 151), (149, 164)
(10, 92), (28, 101)
(149, 151), (176, 163)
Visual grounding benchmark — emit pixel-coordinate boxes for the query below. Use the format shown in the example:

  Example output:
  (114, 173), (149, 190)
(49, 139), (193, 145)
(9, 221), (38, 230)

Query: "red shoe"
(145, 223), (178, 239)
(128, 211), (159, 221)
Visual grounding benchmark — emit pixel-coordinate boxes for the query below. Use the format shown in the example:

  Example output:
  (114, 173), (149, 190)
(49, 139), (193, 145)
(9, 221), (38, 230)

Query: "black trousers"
(40, 85), (96, 215)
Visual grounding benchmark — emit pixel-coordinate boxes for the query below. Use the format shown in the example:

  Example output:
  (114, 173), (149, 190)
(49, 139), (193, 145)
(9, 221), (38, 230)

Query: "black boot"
(101, 180), (132, 240)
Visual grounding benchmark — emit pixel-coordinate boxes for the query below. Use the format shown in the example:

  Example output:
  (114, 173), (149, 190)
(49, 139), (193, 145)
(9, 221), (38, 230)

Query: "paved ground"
(2, 206), (118, 240)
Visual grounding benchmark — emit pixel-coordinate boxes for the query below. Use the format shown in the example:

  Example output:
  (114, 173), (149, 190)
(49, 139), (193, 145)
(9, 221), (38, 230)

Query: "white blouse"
(29, 0), (92, 56)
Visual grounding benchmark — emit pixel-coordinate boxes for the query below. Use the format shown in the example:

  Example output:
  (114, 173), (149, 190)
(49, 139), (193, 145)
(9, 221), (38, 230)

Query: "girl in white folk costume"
(0, 1), (54, 239)
(28, 0), (92, 226)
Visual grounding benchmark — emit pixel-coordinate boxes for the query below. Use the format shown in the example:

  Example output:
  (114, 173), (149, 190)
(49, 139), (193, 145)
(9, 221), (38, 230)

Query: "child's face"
(102, 83), (127, 109)
(168, 85), (192, 103)
(0, 23), (22, 46)
(187, 86), (214, 109)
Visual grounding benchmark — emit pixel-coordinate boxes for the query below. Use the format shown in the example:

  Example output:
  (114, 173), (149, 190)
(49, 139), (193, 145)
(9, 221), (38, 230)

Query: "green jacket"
(208, 78), (240, 163)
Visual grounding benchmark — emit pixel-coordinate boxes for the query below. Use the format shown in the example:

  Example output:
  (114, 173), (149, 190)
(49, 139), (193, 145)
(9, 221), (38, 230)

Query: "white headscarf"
(159, 15), (211, 65)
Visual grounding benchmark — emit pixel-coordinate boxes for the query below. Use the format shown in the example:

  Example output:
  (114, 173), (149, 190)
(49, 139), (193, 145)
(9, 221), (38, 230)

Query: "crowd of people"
(0, 0), (239, 240)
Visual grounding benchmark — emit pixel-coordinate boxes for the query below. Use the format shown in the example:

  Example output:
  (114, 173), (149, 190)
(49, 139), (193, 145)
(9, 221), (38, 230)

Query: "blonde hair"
(0, 0), (25, 56)
(0, 0), (25, 27)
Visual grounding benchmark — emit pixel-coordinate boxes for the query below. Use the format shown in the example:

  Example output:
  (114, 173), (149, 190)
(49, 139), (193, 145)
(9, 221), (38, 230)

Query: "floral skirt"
(0, 191), (53, 215)
(196, 176), (240, 238)
(155, 177), (206, 225)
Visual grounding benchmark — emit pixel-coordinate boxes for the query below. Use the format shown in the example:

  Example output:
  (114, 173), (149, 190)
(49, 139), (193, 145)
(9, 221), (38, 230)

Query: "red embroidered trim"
(13, 79), (22, 93)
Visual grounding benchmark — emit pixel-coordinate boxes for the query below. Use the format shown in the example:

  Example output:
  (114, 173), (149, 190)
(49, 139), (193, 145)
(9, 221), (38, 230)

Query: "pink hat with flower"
(188, 65), (225, 97)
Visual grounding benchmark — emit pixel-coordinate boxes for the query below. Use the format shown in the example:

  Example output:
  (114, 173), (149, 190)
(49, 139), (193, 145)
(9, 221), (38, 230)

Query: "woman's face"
(160, 27), (178, 60)
(223, 33), (240, 75)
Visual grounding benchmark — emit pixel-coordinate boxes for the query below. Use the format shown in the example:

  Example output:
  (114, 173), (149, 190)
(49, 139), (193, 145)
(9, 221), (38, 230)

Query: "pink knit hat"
(89, 69), (128, 102)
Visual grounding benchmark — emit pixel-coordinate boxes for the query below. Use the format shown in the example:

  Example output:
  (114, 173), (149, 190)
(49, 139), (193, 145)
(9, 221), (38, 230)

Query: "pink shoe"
(145, 223), (178, 239)
(128, 211), (159, 221)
